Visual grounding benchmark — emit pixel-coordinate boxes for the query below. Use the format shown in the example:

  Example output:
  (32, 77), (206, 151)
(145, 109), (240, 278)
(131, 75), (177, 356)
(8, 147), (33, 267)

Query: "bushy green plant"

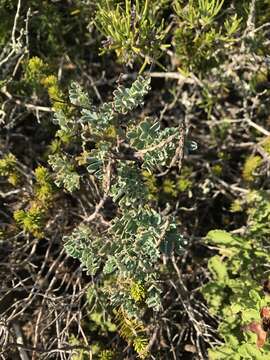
(0, 152), (19, 185)
(48, 75), (186, 356)
(202, 190), (270, 359)
(95, 0), (169, 67)
(11, 165), (54, 238)
(14, 203), (46, 238)
(173, 0), (242, 74)
(34, 166), (54, 204)
(3, 0), (270, 358)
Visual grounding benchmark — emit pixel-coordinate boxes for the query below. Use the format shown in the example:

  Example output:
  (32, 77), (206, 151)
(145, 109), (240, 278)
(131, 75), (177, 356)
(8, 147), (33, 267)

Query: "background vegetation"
(1, 0), (270, 359)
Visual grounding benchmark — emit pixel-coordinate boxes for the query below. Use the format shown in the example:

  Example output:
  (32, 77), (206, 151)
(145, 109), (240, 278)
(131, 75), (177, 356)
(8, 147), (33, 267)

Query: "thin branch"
(6, 342), (92, 355)
(246, 119), (270, 136)
(136, 133), (178, 156)
(12, 0), (22, 47)
(12, 323), (30, 360)
(83, 159), (113, 222)
(1, 88), (52, 113)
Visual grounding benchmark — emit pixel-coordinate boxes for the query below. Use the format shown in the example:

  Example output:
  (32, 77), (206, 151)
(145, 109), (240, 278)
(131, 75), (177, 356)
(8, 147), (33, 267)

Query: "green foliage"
(88, 311), (117, 333)
(177, 178), (192, 192)
(27, 0), (94, 57)
(0, 0), (27, 53)
(79, 75), (151, 133)
(245, 191), (270, 239)
(10, 165), (54, 238)
(82, 284), (149, 358)
(69, 81), (91, 109)
(114, 308), (149, 359)
(64, 224), (103, 275)
(173, 0), (242, 73)
(95, 0), (169, 66)
(55, 76), (185, 354)
(14, 203), (45, 238)
(261, 136), (270, 155)
(23, 57), (66, 112)
(98, 350), (116, 360)
(34, 166), (54, 204)
(163, 178), (178, 197)
(130, 281), (146, 302)
(242, 155), (263, 182)
(162, 166), (193, 197)
(127, 120), (179, 171)
(69, 336), (116, 360)
(3, 0), (270, 358)
(230, 199), (243, 213)
(41, 74), (66, 111)
(0, 153), (19, 185)
(202, 191), (270, 359)
(25, 57), (48, 85)
(211, 163), (223, 177)
(69, 335), (90, 360)
(141, 170), (158, 200)
(48, 153), (80, 192)
(175, 0), (225, 27)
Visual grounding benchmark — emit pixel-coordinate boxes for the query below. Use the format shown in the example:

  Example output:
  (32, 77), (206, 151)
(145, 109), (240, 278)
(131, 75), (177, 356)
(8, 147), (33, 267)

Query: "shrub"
(2, 0), (270, 358)
(202, 191), (270, 359)
(48, 75), (186, 356)
(95, 0), (169, 67)
(173, 0), (242, 74)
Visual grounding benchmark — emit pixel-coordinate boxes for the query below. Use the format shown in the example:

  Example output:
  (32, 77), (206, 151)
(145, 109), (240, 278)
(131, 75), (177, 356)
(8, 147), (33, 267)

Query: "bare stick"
(12, 323), (30, 360)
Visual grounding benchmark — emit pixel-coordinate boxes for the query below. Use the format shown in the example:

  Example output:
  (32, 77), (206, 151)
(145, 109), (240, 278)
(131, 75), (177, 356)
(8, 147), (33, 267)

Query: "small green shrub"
(2, 0), (270, 358)
(14, 203), (45, 238)
(0, 153), (19, 185)
(48, 75), (186, 357)
(202, 191), (270, 359)
(95, 0), (169, 67)
(173, 0), (242, 74)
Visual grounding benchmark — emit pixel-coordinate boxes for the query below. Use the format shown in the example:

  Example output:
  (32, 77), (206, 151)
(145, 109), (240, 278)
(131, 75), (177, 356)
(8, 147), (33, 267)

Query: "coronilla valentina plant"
(49, 76), (186, 323)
